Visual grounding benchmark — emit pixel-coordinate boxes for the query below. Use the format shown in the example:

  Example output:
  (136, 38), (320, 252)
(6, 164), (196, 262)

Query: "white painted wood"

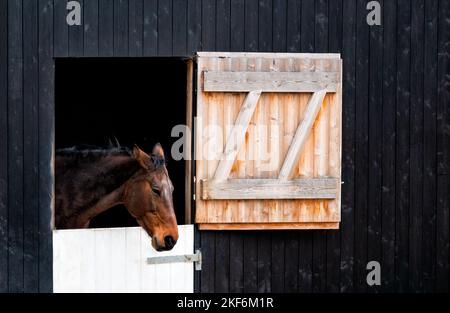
(125, 227), (142, 292)
(278, 90), (327, 180)
(201, 178), (338, 199)
(213, 90), (262, 181)
(94, 229), (112, 292)
(110, 228), (126, 292)
(53, 225), (194, 293)
(204, 71), (338, 92)
(79, 230), (96, 292)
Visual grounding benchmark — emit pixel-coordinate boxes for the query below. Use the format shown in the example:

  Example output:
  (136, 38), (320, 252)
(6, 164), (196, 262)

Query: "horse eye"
(152, 187), (161, 196)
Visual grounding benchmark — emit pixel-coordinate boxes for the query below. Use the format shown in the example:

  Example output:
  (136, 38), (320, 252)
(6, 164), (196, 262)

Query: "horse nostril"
(164, 235), (176, 249)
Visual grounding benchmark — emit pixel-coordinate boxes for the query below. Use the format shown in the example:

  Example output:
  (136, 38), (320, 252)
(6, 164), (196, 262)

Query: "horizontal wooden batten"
(201, 178), (338, 200)
(203, 71), (339, 92)
(198, 223), (340, 230)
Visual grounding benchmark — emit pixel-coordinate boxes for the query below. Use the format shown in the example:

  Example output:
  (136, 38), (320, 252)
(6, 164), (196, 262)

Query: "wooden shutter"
(194, 52), (342, 230)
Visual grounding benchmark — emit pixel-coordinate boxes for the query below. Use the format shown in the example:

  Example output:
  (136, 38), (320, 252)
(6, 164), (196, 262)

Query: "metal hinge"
(146, 249), (202, 271)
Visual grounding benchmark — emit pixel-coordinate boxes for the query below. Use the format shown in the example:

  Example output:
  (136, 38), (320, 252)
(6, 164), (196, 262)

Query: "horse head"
(124, 144), (179, 251)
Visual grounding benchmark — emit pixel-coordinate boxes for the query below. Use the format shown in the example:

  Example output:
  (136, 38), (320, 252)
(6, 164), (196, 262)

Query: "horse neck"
(75, 154), (141, 227)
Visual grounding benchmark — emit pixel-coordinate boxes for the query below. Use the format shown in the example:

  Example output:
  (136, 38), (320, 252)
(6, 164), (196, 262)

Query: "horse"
(55, 143), (179, 251)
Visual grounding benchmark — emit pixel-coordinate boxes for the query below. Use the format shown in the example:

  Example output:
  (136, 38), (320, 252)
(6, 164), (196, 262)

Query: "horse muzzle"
(152, 235), (177, 251)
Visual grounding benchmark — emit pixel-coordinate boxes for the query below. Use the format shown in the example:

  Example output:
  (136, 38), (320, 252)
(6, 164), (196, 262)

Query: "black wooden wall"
(0, 0), (449, 293)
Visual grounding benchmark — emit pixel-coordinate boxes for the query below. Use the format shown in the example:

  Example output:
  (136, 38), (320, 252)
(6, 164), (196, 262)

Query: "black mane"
(56, 145), (167, 169)
(56, 145), (132, 158)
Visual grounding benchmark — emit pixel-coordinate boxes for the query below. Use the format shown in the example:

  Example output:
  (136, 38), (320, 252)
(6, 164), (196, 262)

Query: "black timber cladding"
(0, 0), (449, 292)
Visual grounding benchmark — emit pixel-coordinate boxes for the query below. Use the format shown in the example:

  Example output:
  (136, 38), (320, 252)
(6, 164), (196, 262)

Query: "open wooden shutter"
(194, 52), (342, 230)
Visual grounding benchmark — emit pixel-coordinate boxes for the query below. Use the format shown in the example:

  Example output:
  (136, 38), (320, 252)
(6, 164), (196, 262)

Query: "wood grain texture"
(199, 223), (339, 230)
(201, 178), (338, 200)
(203, 71), (338, 92)
(195, 54), (342, 228)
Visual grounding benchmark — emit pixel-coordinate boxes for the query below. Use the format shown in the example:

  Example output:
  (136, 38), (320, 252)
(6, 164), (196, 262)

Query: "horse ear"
(133, 145), (152, 169)
(152, 143), (164, 158)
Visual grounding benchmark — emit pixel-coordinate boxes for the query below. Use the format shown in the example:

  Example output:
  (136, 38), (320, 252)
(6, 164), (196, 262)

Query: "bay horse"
(55, 143), (179, 251)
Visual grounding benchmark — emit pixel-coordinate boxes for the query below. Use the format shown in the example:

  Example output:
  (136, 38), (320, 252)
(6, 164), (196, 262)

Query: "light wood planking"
(201, 178), (338, 199)
(195, 53), (342, 229)
(278, 89), (327, 180)
(199, 223), (340, 230)
(204, 71), (338, 92)
(213, 90), (262, 181)
(197, 52), (341, 59)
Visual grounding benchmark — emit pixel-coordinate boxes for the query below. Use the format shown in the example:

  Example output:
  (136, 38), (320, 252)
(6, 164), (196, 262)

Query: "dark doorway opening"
(55, 57), (188, 227)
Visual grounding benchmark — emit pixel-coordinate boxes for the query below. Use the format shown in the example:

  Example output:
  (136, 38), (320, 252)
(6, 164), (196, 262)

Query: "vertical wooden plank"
(187, 0), (201, 55)
(301, 0), (315, 52)
(38, 0), (54, 292)
(258, 0), (272, 51)
(228, 57), (245, 293)
(273, 0), (287, 52)
(214, 57), (230, 293)
(53, 231), (81, 292)
(173, 0), (187, 55)
(243, 231), (258, 292)
(53, 0), (69, 57)
(422, 0), (438, 292)
(68, 0), (83, 56)
(79, 230), (96, 292)
(8, 0), (24, 292)
(143, 0), (157, 56)
(23, 0), (39, 292)
(340, 0), (357, 294)
(229, 231), (244, 292)
(286, 0), (299, 52)
(158, 0), (172, 56)
(202, 0), (215, 51)
(298, 0), (315, 293)
(381, 0), (397, 292)
(270, 232), (284, 292)
(367, 0), (383, 294)
(94, 229), (112, 292)
(270, 58), (286, 293)
(353, 0), (369, 293)
(312, 1), (329, 292)
(129, 0), (143, 57)
(326, 0), (342, 292)
(142, 229), (160, 292)
(0, 0), (7, 293)
(256, 56), (272, 292)
(52, 231), (61, 292)
(409, 0), (425, 291)
(396, 0), (411, 292)
(245, 0), (258, 51)
(124, 227), (141, 292)
(140, 228), (157, 292)
(230, 0), (244, 52)
(282, 58), (299, 292)
(114, 0), (128, 56)
(201, 58), (218, 292)
(436, 0), (450, 292)
(200, 230), (215, 293)
(84, 0), (99, 56)
(216, 0), (230, 52)
(99, 0), (114, 56)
